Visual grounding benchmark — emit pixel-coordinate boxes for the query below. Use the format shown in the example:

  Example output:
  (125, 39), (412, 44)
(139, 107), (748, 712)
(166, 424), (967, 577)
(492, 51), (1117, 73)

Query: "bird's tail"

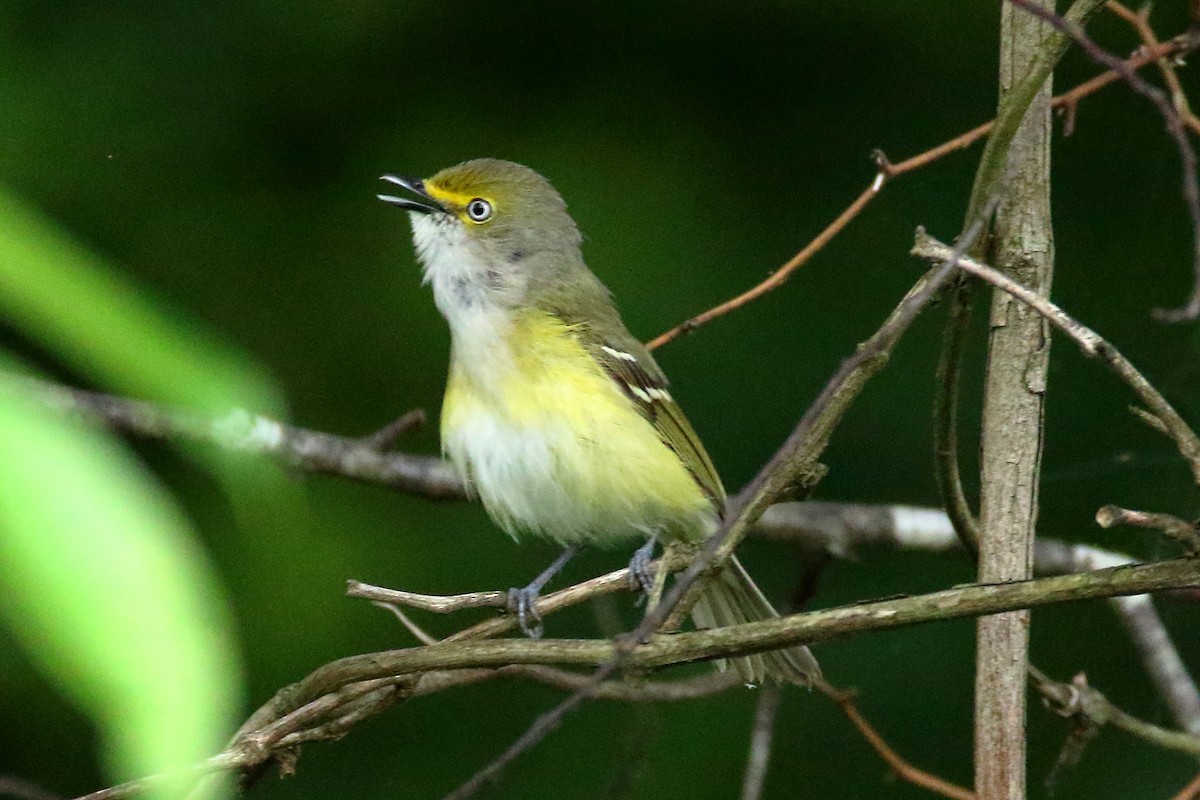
(690, 555), (821, 686)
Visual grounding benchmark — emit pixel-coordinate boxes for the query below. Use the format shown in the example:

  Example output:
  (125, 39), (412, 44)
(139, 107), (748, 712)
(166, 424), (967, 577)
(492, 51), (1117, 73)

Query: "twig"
(1041, 679), (1101, 796)
(740, 685), (783, 800)
(912, 230), (1200, 484)
(72, 753), (244, 800)
(372, 602), (439, 646)
(933, 278), (982, 555)
(408, 665), (744, 702)
(669, 211), (995, 622)
(1111, 593), (1200, 735)
(645, 16), (1196, 351)
(347, 581), (508, 613)
(1105, 2), (1200, 135)
(73, 542), (1200, 799)
(1171, 772), (1200, 800)
(646, 180), (884, 350)
(1008, 0), (1200, 322)
(1031, 667), (1200, 758)
(1096, 505), (1200, 555)
(0, 374), (464, 499)
(361, 408), (426, 450)
(820, 683), (976, 800)
(0, 777), (63, 800)
(1032, 540), (1200, 736)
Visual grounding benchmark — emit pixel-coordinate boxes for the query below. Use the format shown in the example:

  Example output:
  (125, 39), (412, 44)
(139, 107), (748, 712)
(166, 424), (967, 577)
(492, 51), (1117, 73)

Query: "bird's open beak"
(377, 174), (445, 214)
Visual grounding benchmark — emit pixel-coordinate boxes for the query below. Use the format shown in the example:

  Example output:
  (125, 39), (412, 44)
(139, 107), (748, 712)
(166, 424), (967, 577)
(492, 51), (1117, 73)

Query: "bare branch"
(0, 777), (64, 800)
(1008, 0), (1200, 322)
(646, 21), (1199, 350)
(821, 684), (977, 800)
(348, 581), (508, 614)
(1096, 505), (1200, 555)
(0, 374), (464, 499)
(1105, 3), (1200, 134)
(740, 684), (782, 800)
(1171, 772), (1200, 800)
(1032, 667), (1200, 758)
(265, 558), (1200, 719)
(360, 408), (427, 450)
(912, 231), (1200, 484)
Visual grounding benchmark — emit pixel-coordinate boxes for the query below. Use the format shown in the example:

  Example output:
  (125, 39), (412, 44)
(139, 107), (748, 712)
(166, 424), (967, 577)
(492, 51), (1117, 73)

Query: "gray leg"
(627, 535), (659, 595)
(507, 546), (578, 639)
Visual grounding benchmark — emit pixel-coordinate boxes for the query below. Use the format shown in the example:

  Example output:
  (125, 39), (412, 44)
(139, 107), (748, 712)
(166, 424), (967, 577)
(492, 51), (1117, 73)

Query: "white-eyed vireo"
(379, 159), (819, 685)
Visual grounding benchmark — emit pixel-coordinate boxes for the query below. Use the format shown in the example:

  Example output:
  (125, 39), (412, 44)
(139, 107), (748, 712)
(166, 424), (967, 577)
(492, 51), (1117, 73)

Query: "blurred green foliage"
(0, 372), (242, 800)
(1, 2), (1198, 799)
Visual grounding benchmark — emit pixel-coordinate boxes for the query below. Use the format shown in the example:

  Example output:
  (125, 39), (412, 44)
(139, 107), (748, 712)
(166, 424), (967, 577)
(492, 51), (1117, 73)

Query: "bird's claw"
(507, 585), (544, 639)
(627, 539), (658, 595)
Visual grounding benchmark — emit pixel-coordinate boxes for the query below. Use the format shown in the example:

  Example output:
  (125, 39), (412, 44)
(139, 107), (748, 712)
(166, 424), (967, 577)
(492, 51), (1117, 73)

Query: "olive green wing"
(585, 333), (727, 512)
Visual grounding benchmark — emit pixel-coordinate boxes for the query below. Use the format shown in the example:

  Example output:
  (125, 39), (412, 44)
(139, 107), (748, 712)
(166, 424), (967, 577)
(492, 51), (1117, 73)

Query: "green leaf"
(0, 374), (242, 799)
(0, 187), (279, 416)
(0, 185), (304, 560)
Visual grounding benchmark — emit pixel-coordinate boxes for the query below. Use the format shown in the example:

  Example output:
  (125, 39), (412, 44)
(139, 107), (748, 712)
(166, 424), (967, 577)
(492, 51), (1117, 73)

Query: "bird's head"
(379, 160), (586, 308)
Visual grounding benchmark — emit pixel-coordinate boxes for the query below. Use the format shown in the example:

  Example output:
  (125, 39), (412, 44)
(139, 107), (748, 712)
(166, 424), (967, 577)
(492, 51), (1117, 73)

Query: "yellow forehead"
(424, 183), (486, 210)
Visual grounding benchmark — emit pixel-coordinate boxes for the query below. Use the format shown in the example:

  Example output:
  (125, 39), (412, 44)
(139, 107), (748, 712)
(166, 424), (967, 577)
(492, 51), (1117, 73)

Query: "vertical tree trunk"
(975, 2), (1056, 799)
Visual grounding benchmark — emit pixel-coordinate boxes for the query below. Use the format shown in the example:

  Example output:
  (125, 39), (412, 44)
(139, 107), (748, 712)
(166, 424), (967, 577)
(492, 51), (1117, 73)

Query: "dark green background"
(2, 2), (1199, 798)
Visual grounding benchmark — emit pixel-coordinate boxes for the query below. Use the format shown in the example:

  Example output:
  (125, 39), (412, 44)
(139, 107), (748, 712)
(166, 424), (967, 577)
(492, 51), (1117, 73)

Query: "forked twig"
(647, 21), (1200, 350)
(912, 231), (1200, 483)
(1009, 0), (1200, 322)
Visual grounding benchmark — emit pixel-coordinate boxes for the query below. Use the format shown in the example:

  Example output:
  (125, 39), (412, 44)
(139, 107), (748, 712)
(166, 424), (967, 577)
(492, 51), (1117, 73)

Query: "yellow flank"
(441, 309), (715, 546)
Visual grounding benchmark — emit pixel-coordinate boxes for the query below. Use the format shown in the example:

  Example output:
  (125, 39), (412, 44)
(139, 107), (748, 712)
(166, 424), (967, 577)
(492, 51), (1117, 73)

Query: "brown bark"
(975, 2), (1056, 798)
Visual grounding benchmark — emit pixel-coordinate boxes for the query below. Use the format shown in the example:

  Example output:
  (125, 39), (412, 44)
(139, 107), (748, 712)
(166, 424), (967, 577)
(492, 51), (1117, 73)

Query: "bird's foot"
(627, 537), (658, 596)
(506, 585), (544, 639)
(506, 545), (578, 639)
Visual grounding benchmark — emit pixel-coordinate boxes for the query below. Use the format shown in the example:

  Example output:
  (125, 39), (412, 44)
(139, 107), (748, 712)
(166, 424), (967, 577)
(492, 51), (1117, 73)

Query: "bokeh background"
(2, 2), (1199, 798)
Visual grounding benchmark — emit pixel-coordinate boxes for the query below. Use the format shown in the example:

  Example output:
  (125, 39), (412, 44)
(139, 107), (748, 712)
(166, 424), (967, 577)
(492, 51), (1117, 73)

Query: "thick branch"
(975, 3), (1058, 797)
(280, 558), (1200, 713)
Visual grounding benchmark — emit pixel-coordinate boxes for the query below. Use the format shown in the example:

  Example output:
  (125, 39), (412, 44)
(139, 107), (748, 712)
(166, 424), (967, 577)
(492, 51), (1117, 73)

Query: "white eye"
(466, 198), (492, 222)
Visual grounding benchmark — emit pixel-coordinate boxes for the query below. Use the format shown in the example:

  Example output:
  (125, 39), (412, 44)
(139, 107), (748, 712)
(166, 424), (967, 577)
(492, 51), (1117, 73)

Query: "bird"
(378, 158), (819, 685)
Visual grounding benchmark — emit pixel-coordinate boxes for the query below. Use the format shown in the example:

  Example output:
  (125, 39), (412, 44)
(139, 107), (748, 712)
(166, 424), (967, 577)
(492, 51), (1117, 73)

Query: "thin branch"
(820, 683), (976, 800)
(1171, 772), (1200, 800)
(1096, 505), (1200, 555)
(263, 558), (1200, 718)
(0, 777), (64, 800)
(73, 541), (1200, 800)
(1104, 2), (1200, 135)
(646, 180), (883, 350)
(348, 581), (508, 613)
(1031, 667), (1200, 758)
(360, 408), (427, 450)
(646, 28), (1198, 350)
(1110, 593), (1200, 735)
(740, 684), (783, 800)
(933, 278), (982, 555)
(72, 753), (244, 800)
(0, 375), (464, 499)
(1008, 0), (1200, 322)
(912, 231), (1200, 484)
(371, 602), (439, 646)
